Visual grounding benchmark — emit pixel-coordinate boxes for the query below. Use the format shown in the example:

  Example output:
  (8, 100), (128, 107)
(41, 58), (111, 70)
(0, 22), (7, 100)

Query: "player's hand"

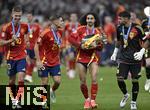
(26, 41), (30, 48)
(134, 48), (145, 60)
(12, 35), (18, 41)
(81, 41), (97, 50)
(81, 43), (88, 49)
(101, 34), (107, 44)
(110, 48), (119, 61)
(110, 53), (117, 61)
(36, 60), (45, 70)
(89, 41), (97, 48)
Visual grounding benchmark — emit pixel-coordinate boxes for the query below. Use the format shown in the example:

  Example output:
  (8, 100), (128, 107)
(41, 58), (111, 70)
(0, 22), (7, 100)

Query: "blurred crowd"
(0, 0), (149, 24)
(0, 0), (149, 66)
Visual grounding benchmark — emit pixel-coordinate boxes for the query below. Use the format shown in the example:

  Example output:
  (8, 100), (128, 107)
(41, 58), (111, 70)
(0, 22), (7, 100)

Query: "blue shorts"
(66, 47), (76, 55)
(27, 49), (35, 59)
(7, 58), (26, 76)
(38, 65), (61, 77)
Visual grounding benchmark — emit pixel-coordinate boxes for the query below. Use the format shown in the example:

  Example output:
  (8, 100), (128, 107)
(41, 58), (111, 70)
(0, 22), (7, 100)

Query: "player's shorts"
(77, 62), (88, 69)
(7, 58), (26, 76)
(116, 63), (141, 80)
(38, 65), (61, 77)
(26, 49), (35, 59)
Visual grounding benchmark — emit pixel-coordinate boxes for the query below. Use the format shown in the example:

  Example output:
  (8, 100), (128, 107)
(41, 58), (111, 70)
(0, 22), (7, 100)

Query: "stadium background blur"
(0, 0), (149, 24)
(0, 0), (149, 66)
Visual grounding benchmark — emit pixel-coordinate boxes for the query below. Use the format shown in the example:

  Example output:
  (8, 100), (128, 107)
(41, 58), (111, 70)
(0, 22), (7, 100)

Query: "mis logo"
(0, 85), (50, 110)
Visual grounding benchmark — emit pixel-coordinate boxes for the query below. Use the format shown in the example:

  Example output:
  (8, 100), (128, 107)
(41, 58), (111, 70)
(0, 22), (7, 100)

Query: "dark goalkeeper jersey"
(117, 23), (145, 64)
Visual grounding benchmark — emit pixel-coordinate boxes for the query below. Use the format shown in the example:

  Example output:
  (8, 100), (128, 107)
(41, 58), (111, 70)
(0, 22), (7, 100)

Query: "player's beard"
(120, 22), (126, 26)
(87, 22), (94, 27)
(14, 21), (20, 26)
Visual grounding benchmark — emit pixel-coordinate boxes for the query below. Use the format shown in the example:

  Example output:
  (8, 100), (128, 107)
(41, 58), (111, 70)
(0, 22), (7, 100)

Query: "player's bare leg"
(89, 62), (98, 108)
(41, 77), (49, 85)
(77, 63), (91, 109)
(16, 72), (25, 108)
(9, 75), (16, 85)
(9, 75), (17, 109)
(50, 76), (61, 103)
(67, 51), (76, 79)
(9, 75), (17, 108)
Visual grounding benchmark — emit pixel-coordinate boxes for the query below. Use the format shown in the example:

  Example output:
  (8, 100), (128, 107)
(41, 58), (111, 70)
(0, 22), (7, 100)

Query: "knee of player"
(116, 75), (124, 81)
(54, 79), (61, 85)
(80, 78), (87, 84)
(41, 79), (48, 85)
(41, 82), (48, 85)
(91, 79), (97, 84)
(9, 79), (16, 85)
(132, 79), (139, 83)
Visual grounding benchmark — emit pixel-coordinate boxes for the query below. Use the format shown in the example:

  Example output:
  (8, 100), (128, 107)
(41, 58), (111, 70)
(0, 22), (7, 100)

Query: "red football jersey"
(0, 32), (5, 53)
(104, 23), (116, 44)
(69, 26), (103, 64)
(64, 22), (80, 46)
(38, 28), (62, 66)
(65, 22), (80, 35)
(28, 23), (40, 50)
(1, 22), (28, 60)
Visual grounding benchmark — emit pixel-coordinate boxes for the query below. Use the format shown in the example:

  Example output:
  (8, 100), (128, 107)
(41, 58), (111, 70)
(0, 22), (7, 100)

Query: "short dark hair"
(12, 6), (22, 12)
(119, 11), (131, 19)
(49, 15), (60, 21)
(79, 12), (100, 27)
(26, 10), (33, 15)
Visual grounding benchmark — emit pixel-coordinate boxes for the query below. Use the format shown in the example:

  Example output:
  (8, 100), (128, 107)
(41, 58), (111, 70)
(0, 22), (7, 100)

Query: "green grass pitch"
(0, 66), (149, 110)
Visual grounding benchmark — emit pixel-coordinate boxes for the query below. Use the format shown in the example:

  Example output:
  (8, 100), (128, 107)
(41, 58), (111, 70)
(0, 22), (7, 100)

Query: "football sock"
(52, 82), (60, 91)
(69, 60), (76, 70)
(26, 63), (35, 76)
(117, 80), (127, 95)
(91, 83), (98, 100)
(132, 81), (139, 101)
(80, 84), (89, 99)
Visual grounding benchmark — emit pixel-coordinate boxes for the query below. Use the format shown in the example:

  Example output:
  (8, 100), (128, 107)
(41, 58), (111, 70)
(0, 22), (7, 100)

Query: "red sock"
(26, 63), (35, 76)
(80, 84), (89, 99)
(18, 81), (24, 86)
(91, 83), (98, 100)
(52, 83), (60, 91)
(69, 60), (76, 69)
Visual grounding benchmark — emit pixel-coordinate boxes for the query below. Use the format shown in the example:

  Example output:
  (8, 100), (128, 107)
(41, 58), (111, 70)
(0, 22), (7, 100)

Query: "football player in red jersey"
(0, 25), (6, 66)
(24, 12), (40, 83)
(69, 12), (105, 109)
(65, 13), (80, 79)
(35, 15), (64, 104)
(0, 6), (29, 108)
